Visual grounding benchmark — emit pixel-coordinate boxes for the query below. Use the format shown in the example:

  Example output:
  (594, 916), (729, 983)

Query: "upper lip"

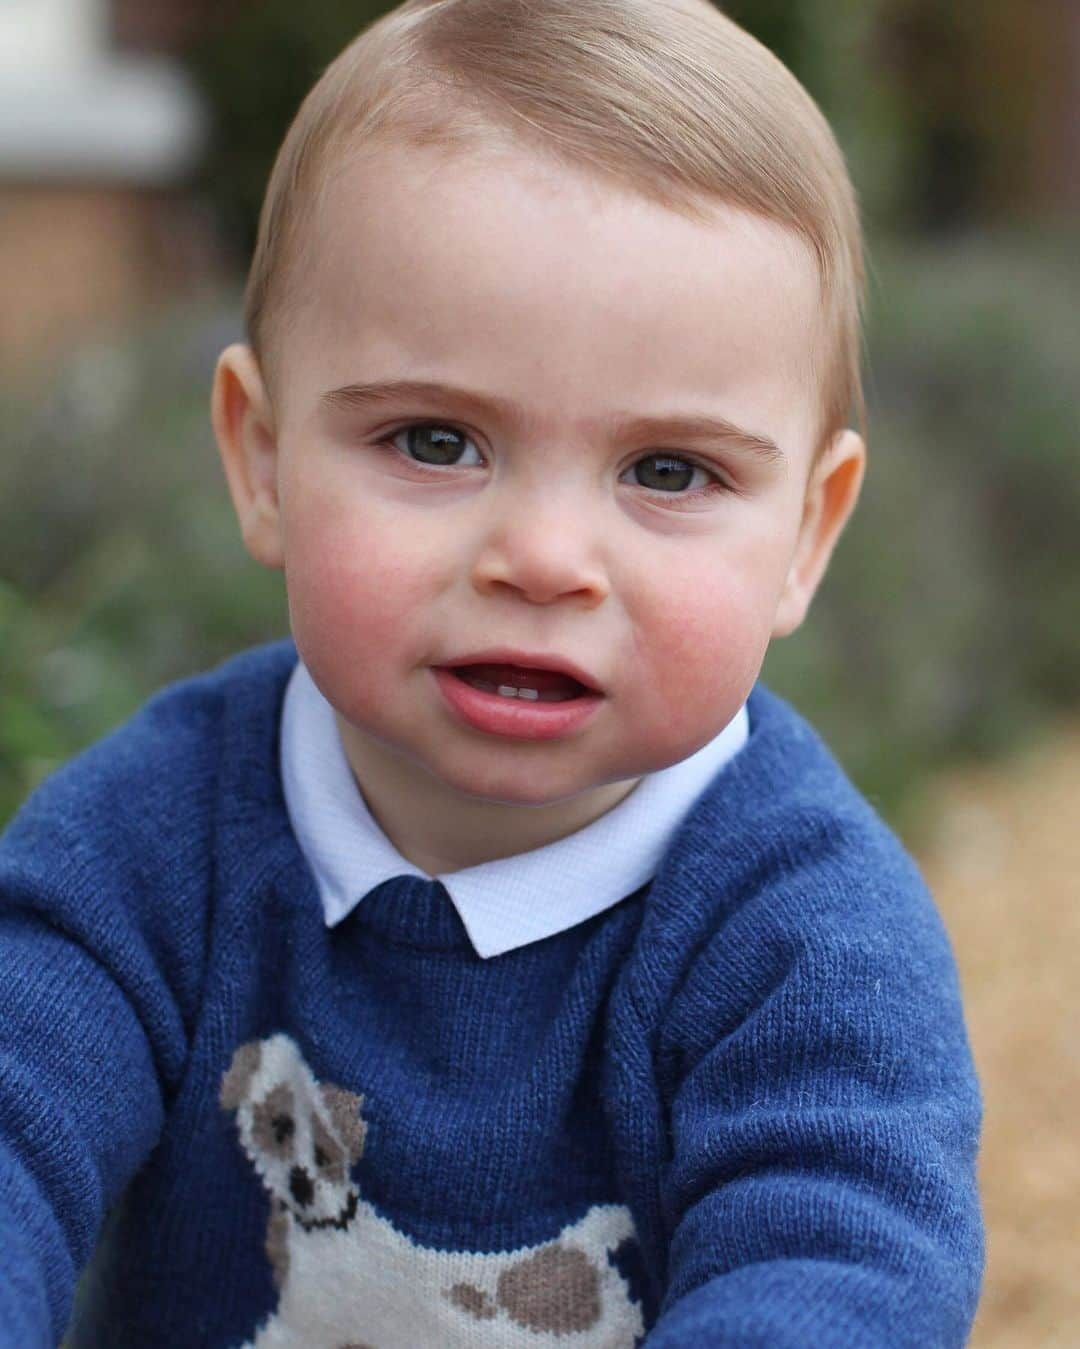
(438, 648), (604, 694)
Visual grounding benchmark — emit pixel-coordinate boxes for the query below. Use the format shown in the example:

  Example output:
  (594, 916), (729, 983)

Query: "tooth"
(497, 685), (519, 698)
(517, 688), (539, 700)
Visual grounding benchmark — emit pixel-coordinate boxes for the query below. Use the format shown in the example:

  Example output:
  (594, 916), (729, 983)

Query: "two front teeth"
(474, 678), (541, 700)
(467, 677), (567, 703)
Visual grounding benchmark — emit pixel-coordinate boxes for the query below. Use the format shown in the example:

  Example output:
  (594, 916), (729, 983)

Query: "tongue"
(456, 663), (586, 697)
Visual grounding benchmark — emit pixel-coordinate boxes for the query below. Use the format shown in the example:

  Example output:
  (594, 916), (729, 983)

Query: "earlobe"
(772, 428), (866, 638)
(211, 343), (285, 570)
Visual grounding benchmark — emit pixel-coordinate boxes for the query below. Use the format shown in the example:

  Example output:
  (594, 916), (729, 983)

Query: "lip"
(431, 665), (603, 741)
(437, 648), (603, 694)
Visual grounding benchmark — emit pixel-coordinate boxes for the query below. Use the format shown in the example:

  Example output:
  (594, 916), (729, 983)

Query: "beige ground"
(916, 721), (1080, 1347)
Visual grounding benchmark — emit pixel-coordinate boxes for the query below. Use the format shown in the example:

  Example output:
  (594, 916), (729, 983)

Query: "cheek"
(280, 491), (440, 692)
(629, 561), (779, 753)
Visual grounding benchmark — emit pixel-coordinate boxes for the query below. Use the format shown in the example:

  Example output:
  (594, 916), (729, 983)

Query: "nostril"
(289, 1166), (314, 1207)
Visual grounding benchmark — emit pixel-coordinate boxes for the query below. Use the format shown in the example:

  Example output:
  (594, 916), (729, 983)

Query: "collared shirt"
(280, 660), (748, 959)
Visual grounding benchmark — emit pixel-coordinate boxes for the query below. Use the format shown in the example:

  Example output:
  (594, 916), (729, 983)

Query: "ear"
(321, 1084), (368, 1163)
(211, 343), (285, 569)
(219, 1039), (263, 1112)
(772, 428), (865, 638)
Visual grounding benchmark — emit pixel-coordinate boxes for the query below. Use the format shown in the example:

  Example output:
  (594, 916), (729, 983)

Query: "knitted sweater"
(0, 641), (984, 1348)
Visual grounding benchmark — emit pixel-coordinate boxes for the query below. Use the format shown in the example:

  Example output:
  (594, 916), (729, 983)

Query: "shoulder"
(637, 684), (956, 1011)
(676, 683), (929, 907)
(0, 641), (299, 988)
(2, 639), (297, 862)
(630, 688), (979, 1112)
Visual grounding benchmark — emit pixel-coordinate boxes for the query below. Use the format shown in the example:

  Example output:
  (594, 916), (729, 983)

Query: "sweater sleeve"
(0, 913), (169, 1346)
(643, 824), (985, 1348)
(0, 706), (212, 1347)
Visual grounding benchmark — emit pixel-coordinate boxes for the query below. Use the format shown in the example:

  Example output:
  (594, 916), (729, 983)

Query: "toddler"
(0, 0), (984, 1344)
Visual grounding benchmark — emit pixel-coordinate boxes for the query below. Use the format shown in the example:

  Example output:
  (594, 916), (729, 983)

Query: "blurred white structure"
(0, 0), (204, 182)
(0, 0), (107, 72)
(0, 0), (211, 376)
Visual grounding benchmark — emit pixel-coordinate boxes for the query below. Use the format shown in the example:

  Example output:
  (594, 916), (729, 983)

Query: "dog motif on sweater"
(220, 1034), (645, 1349)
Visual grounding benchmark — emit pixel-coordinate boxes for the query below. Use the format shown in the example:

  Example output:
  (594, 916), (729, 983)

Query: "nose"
(471, 497), (610, 607)
(289, 1166), (314, 1208)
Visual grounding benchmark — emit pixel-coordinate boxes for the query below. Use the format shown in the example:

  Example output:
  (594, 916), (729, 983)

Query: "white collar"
(280, 660), (747, 959)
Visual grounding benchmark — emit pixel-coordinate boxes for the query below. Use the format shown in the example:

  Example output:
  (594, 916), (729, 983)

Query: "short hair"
(246, 0), (866, 458)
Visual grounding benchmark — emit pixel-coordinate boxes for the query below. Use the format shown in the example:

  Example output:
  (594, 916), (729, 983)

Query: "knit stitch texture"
(0, 641), (984, 1347)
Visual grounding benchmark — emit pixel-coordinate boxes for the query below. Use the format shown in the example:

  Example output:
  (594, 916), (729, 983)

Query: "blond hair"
(246, 0), (866, 456)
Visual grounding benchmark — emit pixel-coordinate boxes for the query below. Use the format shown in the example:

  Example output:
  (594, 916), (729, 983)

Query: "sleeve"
(0, 742), (203, 1347)
(643, 845), (985, 1347)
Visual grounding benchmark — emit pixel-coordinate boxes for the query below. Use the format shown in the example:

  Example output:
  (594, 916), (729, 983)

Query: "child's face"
(216, 140), (862, 852)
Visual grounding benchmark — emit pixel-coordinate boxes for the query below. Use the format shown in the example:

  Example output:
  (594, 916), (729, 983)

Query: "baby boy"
(0, 0), (984, 1345)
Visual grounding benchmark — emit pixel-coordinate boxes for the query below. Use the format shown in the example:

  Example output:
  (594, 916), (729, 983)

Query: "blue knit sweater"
(0, 641), (983, 1347)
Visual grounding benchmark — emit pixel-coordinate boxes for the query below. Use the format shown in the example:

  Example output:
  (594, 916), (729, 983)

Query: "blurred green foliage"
(2, 230), (1077, 831)
(0, 305), (288, 823)
(763, 227), (1080, 826)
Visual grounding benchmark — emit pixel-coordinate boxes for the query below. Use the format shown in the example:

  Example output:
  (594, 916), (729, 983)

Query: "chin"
(425, 756), (600, 810)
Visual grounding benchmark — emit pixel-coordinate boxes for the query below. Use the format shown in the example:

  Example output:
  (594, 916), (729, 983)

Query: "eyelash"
(381, 422), (732, 502)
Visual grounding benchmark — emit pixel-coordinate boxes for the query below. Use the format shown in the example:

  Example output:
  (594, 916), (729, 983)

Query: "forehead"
(281, 140), (823, 456)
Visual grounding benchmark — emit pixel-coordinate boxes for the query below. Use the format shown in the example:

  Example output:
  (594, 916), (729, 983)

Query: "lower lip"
(432, 668), (603, 741)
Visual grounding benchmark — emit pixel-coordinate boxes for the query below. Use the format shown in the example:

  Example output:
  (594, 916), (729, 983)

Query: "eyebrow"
(319, 379), (787, 467)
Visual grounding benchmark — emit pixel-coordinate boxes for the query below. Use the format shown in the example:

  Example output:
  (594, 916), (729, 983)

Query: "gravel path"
(917, 722), (1080, 1347)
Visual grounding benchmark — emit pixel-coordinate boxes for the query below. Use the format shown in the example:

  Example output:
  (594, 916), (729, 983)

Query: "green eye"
(633, 455), (699, 492)
(394, 424), (474, 466)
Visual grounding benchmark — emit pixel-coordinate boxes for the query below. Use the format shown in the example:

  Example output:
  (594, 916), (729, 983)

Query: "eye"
(271, 1114), (295, 1145)
(623, 454), (721, 494)
(390, 423), (483, 468)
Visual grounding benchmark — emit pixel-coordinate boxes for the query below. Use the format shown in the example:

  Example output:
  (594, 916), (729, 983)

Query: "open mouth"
(432, 660), (603, 740)
(447, 663), (590, 703)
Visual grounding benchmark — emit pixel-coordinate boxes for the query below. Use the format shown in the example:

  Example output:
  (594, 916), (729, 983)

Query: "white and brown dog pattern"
(220, 1034), (646, 1349)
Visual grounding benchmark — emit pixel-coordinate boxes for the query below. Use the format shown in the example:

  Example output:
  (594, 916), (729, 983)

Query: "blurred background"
(1, 1), (1077, 1343)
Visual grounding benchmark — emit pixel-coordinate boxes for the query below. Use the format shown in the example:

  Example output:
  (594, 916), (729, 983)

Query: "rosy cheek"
(631, 569), (770, 755)
(282, 500), (433, 698)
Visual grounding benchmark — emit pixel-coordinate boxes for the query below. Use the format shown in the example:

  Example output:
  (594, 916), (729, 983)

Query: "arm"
(645, 858), (984, 1347)
(0, 744), (204, 1346)
(0, 914), (168, 1347)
